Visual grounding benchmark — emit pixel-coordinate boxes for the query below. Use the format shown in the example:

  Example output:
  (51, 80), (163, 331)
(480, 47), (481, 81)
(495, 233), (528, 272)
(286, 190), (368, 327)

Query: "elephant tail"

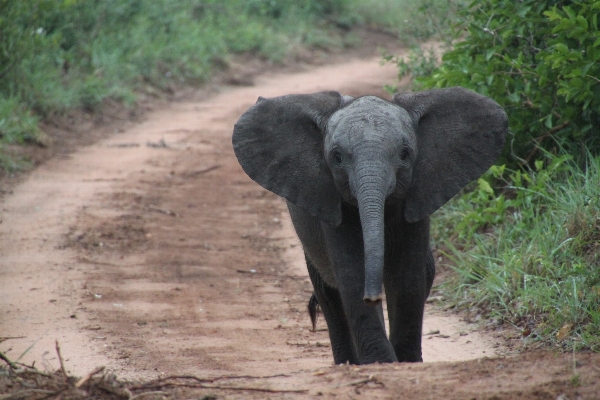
(307, 293), (320, 332)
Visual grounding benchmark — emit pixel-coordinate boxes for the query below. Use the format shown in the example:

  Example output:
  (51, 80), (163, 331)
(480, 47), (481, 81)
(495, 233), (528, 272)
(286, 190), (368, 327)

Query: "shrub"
(401, 0), (600, 167)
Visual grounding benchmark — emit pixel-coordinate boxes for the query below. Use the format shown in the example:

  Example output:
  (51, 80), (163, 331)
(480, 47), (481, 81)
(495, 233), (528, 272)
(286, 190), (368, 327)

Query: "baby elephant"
(232, 87), (507, 364)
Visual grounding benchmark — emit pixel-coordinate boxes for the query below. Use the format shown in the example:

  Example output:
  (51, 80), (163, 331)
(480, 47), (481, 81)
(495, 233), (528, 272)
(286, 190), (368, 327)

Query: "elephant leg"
(384, 218), (433, 362)
(425, 246), (436, 298)
(321, 219), (397, 364)
(306, 257), (358, 364)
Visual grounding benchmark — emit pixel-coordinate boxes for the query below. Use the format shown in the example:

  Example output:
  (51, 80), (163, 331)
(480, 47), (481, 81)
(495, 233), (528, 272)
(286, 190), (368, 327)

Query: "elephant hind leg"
(306, 257), (358, 365)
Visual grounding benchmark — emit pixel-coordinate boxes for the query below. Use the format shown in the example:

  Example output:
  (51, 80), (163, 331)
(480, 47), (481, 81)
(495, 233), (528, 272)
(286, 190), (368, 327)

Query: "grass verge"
(432, 152), (600, 351)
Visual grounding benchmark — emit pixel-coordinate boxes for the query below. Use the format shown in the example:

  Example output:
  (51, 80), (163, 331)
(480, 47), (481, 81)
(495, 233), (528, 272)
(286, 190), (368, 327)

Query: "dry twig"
(55, 341), (69, 381)
(75, 366), (105, 388)
(148, 205), (178, 217)
(524, 120), (570, 164)
(0, 350), (17, 369)
(336, 375), (377, 388)
(130, 391), (169, 400)
(198, 384), (308, 393)
(187, 165), (221, 176)
(0, 337), (25, 344)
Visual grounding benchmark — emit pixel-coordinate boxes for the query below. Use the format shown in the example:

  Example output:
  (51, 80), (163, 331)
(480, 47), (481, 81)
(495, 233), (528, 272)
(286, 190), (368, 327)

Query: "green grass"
(344, 0), (465, 41)
(432, 152), (600, 351)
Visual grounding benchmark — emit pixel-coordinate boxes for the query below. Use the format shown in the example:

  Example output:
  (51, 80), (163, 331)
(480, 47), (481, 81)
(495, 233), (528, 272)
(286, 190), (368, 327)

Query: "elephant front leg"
(306, 258), (358, 364)
(384, 218), (433, 362)
(321, 220), (397, 364)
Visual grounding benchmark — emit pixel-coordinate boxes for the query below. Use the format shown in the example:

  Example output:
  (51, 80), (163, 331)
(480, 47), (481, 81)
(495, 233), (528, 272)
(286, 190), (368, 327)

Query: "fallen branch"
(75, 366), (105, 388)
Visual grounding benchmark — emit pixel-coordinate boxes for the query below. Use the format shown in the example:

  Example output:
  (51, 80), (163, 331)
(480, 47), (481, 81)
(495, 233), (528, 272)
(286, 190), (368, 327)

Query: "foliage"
(0, 0), (352, 152)
(344, 0), (465, 41)
(432, 152), (600, 351)
(394, 0), (600, 167)
(382, 46), (440, 94)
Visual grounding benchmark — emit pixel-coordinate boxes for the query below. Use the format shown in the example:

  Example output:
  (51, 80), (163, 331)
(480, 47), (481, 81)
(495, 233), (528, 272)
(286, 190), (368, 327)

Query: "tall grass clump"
(433, 153), (600, 350)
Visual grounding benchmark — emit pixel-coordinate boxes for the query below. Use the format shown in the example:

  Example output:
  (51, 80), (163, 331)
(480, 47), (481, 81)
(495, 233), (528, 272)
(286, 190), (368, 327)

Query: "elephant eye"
(331, 149), (343, 165)
(400, 148), (410, 161)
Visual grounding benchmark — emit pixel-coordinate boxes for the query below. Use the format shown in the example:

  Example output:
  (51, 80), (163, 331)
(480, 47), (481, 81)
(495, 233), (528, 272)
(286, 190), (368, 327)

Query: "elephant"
(232, 87), (507, 364)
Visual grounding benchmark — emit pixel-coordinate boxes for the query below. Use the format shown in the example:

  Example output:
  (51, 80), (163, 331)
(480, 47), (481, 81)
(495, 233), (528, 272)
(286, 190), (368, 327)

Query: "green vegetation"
(0, 0), (338, 160)
(392, 0), (600, 350)
(397, 0), (600, 165)
(343, 0), (463, 41)
(433, 154), (600, 350)
(0, 0), (459, 171)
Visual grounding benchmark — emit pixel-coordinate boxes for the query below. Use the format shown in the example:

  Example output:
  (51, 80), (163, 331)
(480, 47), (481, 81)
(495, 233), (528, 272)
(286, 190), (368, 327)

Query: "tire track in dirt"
(1, 51), (501, 382)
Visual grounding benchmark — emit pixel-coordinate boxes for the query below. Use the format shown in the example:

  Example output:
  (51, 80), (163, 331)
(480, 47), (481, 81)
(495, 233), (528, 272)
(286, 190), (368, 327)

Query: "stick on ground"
(55, 341), (69, 381)
(75, 366), (105, 388)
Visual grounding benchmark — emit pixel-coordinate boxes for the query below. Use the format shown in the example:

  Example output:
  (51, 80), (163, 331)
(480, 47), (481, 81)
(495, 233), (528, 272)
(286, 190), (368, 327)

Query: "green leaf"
(534, 160), (544, 171)
(543, 10), (559, 21)
(555, 43), (569, 53)
(563, 6), (576, 20)
(478, 178), (494, 195)
(544, 114), (553, 129)
(576, 16), (589, 30)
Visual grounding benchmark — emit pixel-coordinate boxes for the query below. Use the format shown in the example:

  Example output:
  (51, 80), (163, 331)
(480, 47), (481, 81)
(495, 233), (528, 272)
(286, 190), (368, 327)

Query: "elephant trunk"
(354, 160), (393, 306)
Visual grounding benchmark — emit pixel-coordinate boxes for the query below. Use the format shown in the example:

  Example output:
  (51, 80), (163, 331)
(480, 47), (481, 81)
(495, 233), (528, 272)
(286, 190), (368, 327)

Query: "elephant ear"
(233, 91), (346, 226)
(393, 87), (508, 223)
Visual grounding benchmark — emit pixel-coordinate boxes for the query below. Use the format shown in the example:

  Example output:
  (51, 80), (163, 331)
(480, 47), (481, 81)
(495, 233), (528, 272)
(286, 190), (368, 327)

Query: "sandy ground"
(1, 48), (599, 399)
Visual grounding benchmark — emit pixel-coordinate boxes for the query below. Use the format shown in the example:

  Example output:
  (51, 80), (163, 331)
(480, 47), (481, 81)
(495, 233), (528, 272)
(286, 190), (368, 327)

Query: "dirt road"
(1, 49), (599, 399)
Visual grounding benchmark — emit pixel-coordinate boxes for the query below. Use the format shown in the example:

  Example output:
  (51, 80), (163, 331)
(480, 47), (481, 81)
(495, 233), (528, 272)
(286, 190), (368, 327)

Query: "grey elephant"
(232, 87), (507, 364)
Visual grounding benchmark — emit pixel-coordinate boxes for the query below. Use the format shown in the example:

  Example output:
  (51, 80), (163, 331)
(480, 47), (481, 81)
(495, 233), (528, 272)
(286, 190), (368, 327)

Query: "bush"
(400, 0), (600, 167)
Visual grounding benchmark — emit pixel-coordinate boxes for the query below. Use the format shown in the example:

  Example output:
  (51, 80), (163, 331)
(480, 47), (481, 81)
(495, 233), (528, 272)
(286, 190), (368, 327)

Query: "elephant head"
(232, 87), (507, 304)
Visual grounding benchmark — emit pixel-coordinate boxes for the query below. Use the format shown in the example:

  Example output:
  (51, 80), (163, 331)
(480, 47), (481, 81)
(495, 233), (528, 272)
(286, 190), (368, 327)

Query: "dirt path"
(1, 51), (599, 399)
